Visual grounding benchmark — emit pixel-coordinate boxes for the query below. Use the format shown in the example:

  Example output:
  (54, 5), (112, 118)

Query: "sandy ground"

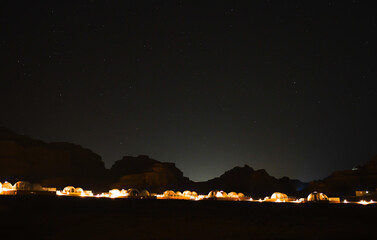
(0, 195), (376, 239)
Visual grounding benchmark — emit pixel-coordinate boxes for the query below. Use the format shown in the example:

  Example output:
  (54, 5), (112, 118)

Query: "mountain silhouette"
(308, 155), (377, 196)
(6, 127), (377, 197)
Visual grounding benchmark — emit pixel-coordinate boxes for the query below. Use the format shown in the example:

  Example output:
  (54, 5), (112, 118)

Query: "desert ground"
(0, 195), (376, 239)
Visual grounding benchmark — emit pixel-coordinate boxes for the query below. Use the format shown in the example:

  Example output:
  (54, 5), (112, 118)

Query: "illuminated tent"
(109, 189), (121, 198)
(191, 191), (198, 197)
(75, 188), (84, 194)
(208, 190), (218, 198)
(307, 192), (329, 202)
(183, 190), (192, 197)
(208, 190), (226, 198)
(83, 190), (93, 196)
(0, 182), (2, 192)
(14, 181), (33, 191)
(228, 192), (238, 198)
(126, 188), (139, 197)
(271, 192), (288, 201)
(2, 182), (14, 191)
(238, 193), (245, 198)
(120, 189), (127, 195)
(63, 186), (76, 194)
(163, 190), (175, 197)
(100, 193), (109, 198)
(175, 191), (182, 196)
(139, 190), (150, 197)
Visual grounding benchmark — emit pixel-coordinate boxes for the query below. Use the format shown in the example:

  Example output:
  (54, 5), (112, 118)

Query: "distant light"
(358, 200), (369, 205)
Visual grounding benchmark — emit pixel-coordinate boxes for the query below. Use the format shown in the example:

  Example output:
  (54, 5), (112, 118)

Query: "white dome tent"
(2, 181), (14, 191)
(307, 192), (329, 202)
(14, 181), (33, 191)
(139, 190), (150, 197)
(126, 188), (140, 197)
(183, 191), (192, 197)
(238, 193), (245, 198)
(59, 186), (91, 196)
(228, 192), (239, 198)
(63, 186), (76, 194)
(75, 188), (84, 195)
(163, 190), (176, 198)
(271, 192), (288, 202)
(109, 189), (121, 198)
(208, 190), (227, 199)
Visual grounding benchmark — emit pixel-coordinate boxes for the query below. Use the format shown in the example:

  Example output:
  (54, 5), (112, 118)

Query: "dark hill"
(194, 165), (303, 198)
(1, 127), (305, 195)
(110, 155), (159, 178)
(0, 127), (108, 191)
(308, 155), (377, 196)
(110, 155), (193, 193)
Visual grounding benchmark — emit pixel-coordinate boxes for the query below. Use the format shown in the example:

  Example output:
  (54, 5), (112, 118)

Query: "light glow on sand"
(2, 180), (377, 206)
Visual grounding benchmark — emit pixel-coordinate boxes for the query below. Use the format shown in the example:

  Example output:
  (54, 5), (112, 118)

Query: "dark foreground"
(0, 195), (376, 240)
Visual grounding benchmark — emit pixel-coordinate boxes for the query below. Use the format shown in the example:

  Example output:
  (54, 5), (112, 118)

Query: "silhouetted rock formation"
(109, 155), (193, 193)
(7, 127), (377, 197)
(308, 155), (377, 196)
(110, 155), (158, 178)
(0, 127), (108, 191)
(193, 165), (303, 198)
(0, 127), (305, 195)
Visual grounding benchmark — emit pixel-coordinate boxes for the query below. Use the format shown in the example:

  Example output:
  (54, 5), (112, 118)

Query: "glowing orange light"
(358, 200), (369, 205)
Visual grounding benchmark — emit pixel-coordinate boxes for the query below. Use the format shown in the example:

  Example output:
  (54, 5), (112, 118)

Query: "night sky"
(1, 1), (376, 182)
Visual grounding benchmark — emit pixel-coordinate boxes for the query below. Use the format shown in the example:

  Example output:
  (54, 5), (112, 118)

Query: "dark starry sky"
(1, 1), (376, 182)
